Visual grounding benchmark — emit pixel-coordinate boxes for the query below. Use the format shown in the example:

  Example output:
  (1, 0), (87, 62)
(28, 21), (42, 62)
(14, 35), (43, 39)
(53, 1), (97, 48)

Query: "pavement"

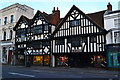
(11, 65), (119, 76)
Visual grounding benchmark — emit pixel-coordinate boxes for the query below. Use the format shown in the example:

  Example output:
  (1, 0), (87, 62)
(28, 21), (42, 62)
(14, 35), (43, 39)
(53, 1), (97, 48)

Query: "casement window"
(114, 31), (120, 43)
(55, 39), (64, 45)
(70, 20), (80, 27)
(4, 17), (7, 25)
(33, 42), (42, 49)
(43, 42), (50, 46)
(33, 25), (43, 34)
(27, 27), (30, 34)
(11, 15), (14, 23)
(44, 25), (48, 31)
(17, 29), (25, 37)
(71, 37), (82, 47)
(90, 36), (96, 43)
(114, 19), (120, 28)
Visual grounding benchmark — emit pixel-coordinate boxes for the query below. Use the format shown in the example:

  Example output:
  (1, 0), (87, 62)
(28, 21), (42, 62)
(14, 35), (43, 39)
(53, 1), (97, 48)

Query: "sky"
(0, 0), (120, 18)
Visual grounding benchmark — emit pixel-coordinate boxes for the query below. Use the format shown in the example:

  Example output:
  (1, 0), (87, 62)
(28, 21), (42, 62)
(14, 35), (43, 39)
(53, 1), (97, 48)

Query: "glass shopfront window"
(105, 44), (120, 68)
(33, 55), (50, 66)
(91, 55), (106, 67)
(44, 55), (50, 65)
(33, 56), (43, 65)
(56, 56), (69, 67)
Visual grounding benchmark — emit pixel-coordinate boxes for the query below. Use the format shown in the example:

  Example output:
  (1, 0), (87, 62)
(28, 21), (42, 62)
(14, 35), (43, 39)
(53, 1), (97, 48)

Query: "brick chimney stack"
(51, 7), (60, 25)
(107, 2), (112, 11)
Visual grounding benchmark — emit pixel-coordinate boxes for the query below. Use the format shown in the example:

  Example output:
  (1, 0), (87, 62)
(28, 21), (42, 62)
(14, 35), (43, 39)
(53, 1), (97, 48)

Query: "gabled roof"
(14, 10), (60, 31)
(87, 10), (106, 28)
(52, 5), (107, 36)
(31, 10), (60, 26)
(13, 15), (31, 31)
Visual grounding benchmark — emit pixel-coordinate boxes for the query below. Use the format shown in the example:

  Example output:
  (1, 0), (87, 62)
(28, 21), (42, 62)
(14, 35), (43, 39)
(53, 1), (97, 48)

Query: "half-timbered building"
(51, 5), (107, 67)
(13, 8), (60, 66)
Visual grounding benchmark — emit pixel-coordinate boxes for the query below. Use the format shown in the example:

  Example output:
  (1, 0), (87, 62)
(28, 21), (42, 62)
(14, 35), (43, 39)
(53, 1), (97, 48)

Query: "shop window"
(33, 56), (43, 65)
(44, 55), (50, 65)
(70, 20), (80, 27)
(118, 55), (120, 64)
(55, 39), (64, 45)
(57, 56), (68, 67)
(91, 55), (106, 67)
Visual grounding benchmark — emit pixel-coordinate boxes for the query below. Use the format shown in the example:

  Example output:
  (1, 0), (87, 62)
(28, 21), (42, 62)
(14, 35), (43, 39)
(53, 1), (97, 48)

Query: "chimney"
(52, 7), (55, 13)
(107, 2), (112, 11)
(51, 7), (60, 25)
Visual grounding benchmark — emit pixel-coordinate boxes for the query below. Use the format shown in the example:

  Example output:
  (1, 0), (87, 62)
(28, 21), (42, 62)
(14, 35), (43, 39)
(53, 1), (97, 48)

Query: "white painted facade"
(104, 10), (120, 44)
(0, 3), (34, 64)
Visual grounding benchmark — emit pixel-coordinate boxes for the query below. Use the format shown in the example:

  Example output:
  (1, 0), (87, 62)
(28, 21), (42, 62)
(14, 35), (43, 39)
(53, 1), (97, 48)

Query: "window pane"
(56, 39), (64, 45)
(4, 17), (7, 25)
(11, 15), (14, 23)
(70, 20), (80, 27)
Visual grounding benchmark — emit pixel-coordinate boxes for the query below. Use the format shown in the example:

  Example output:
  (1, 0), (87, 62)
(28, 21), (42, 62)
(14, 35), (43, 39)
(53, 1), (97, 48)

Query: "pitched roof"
(87, 10), (106, 28)
(13, 10), (60, 30)
(13, 15), (31, 31)
(51, 5), (107, 37)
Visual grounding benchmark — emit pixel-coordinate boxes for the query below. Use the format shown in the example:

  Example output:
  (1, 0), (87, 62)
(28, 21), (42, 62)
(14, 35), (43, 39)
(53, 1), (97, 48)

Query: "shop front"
(105, 44), (120, 68)
(54, 53), (106, 68)
(28, 55), (50, 66)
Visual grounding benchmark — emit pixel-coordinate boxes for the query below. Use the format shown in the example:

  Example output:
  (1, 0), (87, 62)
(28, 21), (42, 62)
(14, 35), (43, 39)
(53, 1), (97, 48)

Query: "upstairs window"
(11, 15), (14, 23)
(0, 19), (1, 25)
(71, 37), (82, 47)
(4, 17), (7, 25)
(70, 20), (80, 27)
(44, 25), (48, 31)
(114, 19), (120, 28)
(3, 31), (6, 40)
(9, 30), (13, 39)
(33, 25), (43, 34)
(90, 36), (96, 43)
(55, 39), (64, 45)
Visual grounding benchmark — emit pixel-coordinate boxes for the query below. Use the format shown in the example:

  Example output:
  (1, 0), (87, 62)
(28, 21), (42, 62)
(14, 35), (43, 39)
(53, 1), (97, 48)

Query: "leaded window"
(70, 20), (80, 27)
(44, 25), (48, 31)
(55, 39), (64, 45)
(90, 36), (96, 43)
(33, 25), (43, 34)
(71, 37), (82, 47)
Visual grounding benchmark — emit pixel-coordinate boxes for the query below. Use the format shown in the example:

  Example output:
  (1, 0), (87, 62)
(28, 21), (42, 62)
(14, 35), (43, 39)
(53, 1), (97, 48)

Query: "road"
(1, 65), (119, 80)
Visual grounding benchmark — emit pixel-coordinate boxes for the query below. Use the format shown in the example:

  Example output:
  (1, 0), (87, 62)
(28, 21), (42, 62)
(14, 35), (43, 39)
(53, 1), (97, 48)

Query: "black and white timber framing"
(50, 5), (107, 67)
(14, 5), (107, 67)
(14, 11), (56, 66)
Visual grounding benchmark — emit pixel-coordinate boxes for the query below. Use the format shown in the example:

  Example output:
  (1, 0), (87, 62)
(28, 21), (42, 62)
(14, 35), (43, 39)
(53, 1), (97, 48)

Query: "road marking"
(32, 70), (56, 73)
(8, 72), (35, 78)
